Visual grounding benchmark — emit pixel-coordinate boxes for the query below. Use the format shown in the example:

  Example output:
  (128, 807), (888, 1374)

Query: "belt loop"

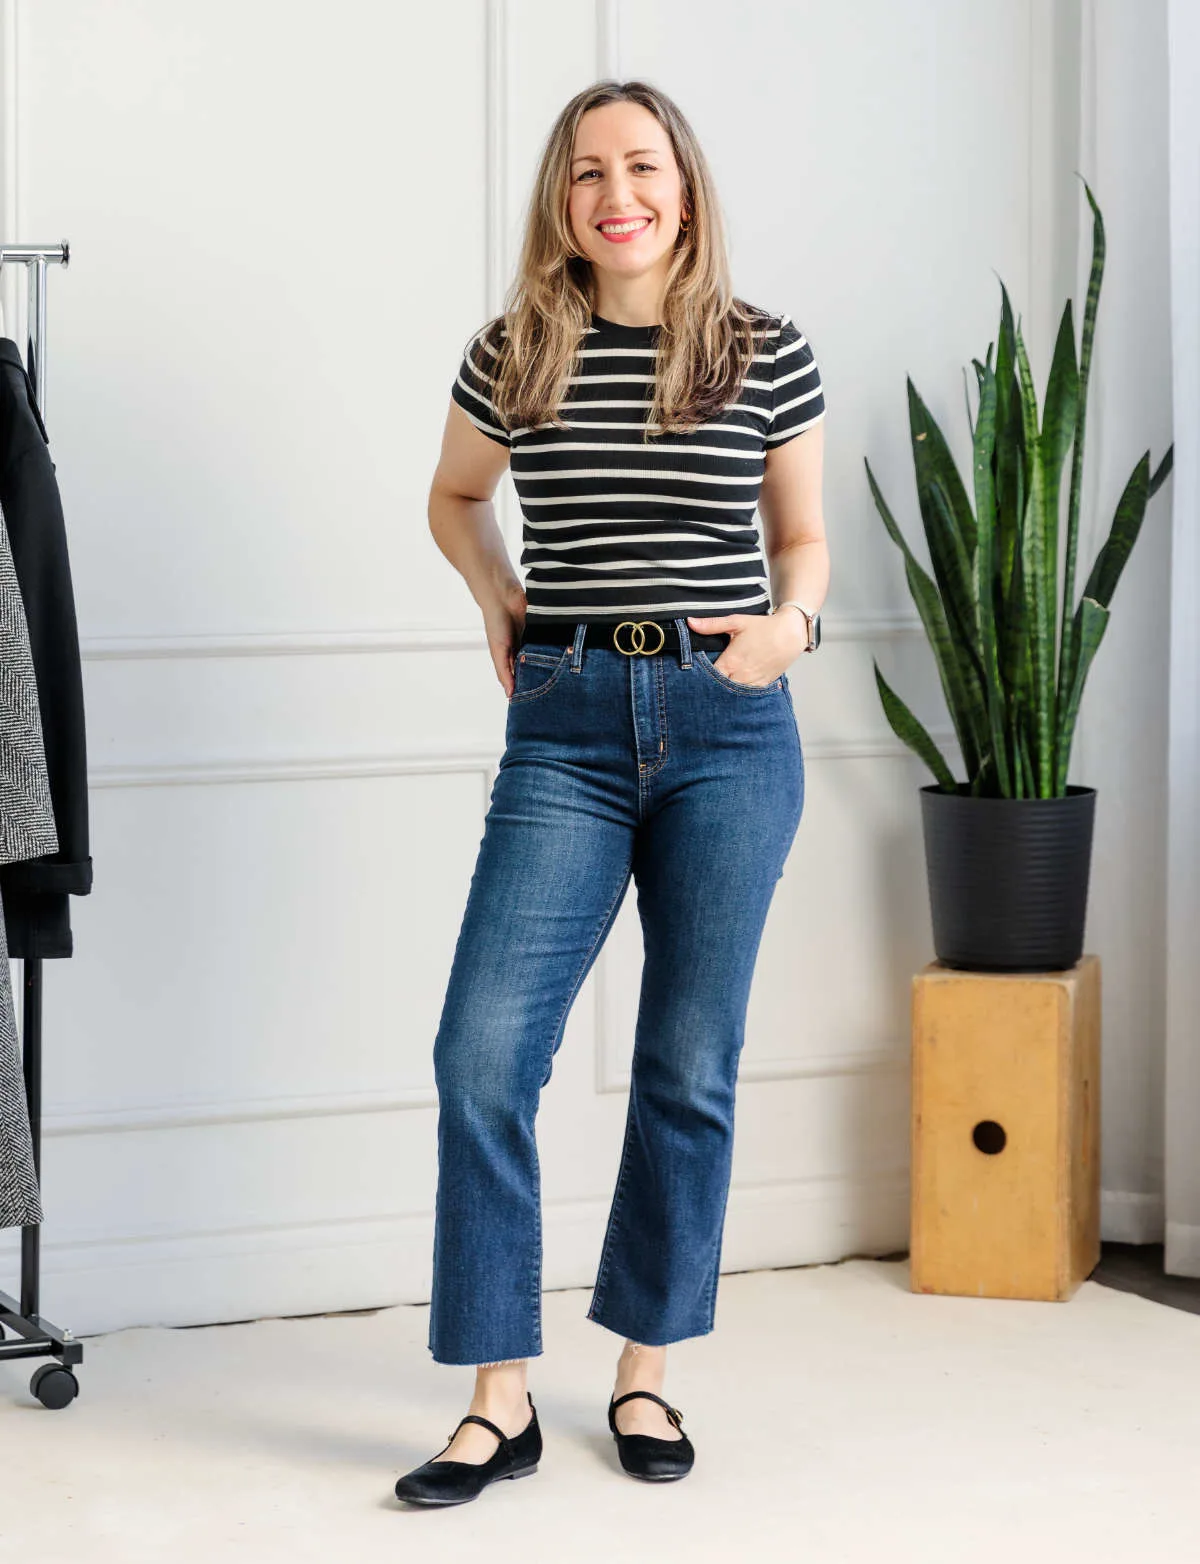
(570, 621), (586, 672)
(675, 617), (693, 668)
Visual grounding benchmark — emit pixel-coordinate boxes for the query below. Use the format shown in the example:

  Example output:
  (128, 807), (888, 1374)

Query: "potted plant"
(866, 180), (1173, 972)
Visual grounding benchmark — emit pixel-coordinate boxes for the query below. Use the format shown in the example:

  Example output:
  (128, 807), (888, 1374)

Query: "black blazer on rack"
(0, 338), (91, 958)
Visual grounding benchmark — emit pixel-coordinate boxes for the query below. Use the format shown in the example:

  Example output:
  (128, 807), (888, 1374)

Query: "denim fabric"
(428, 618), (804, 1364)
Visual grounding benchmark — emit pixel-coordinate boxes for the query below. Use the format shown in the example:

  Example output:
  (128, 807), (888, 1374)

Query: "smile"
(597, 217), (652, 240)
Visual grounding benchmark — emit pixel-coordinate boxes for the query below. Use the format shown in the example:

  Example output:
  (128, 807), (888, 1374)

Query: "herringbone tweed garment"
(0, 501), (57, 1229)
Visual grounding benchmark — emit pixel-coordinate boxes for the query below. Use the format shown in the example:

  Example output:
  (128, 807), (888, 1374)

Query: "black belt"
(519, 617), (732, 656)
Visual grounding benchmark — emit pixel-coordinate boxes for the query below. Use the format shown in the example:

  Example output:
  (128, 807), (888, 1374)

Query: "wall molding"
(5, 1167), (906, 1255)
(596, 0), (621, 78)
(484, 0), (516, 553)
(0, 0), (18, 335)
(86, 726), (956, 792)
(1, 0), (15, 231)
(39, 1044), (904, 1141)
(83, 627), (490, 661)
(42, 1085), (440, 1139)
(597, 1045), (905, 1097)
(1164, 0), (1200, 1277)
(80, 610), (928, 663)
(33, 1047), (906, 1145)
(484, 0), (508, 319)
(87, 750), (499, 791)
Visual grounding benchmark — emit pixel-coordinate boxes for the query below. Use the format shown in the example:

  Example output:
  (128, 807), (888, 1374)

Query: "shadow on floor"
(768, 1243), (1200, 1316)
(1090, 1241), (1200, 1316)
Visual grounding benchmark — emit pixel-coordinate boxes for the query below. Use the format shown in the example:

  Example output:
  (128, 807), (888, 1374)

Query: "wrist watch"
(771, 599), (821, 653)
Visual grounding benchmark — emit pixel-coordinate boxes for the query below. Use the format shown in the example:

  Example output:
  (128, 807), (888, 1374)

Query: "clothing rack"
(0, 240), (82, 1410)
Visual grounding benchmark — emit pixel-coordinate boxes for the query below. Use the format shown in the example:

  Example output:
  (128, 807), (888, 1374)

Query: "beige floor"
(3, 1258), (1198, 1563)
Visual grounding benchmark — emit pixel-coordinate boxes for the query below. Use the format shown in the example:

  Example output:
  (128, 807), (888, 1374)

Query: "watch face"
(811, 613), (821, 651)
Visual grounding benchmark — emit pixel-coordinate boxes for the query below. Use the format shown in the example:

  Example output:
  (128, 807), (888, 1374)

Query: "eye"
(574, 162), (658, 182)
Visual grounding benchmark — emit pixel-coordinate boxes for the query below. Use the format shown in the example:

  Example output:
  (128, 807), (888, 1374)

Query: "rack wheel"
(30, 1364), (79, 1409)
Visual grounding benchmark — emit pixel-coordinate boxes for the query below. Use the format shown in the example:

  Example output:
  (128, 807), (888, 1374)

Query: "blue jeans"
(428, 618), (804, 1364)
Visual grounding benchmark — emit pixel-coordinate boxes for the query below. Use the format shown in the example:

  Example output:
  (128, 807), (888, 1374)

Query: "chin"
(591, 247), (670, 275)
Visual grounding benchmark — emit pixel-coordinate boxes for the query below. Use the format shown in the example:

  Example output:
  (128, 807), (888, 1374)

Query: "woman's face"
(566, 101), (686, 286)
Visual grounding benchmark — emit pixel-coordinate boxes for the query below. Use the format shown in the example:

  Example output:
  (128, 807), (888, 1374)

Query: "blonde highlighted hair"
(481, 79), (770, 439)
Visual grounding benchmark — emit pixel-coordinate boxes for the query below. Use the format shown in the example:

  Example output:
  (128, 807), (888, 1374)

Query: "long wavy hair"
(484, 79), (769, 439)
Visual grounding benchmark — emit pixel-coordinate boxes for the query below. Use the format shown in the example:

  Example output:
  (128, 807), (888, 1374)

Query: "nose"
(602, 170), (638, 210)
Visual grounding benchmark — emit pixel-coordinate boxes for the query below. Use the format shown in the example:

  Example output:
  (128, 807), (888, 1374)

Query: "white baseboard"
(1164, 1222), (1200, 1278)
(0, 1180), (1172, 1341)
(0, 1171), (909, 1339)
(1100, 1187), (1165, 1245)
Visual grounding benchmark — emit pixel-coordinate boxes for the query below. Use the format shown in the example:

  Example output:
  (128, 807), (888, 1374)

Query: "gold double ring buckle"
(612, 620), (667, 656)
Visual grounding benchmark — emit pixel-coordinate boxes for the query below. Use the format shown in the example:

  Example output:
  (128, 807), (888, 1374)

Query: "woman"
(394, 78), (827, 1507)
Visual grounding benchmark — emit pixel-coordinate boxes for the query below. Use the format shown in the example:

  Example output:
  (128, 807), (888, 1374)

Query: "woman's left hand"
(686, 612), (806, 687)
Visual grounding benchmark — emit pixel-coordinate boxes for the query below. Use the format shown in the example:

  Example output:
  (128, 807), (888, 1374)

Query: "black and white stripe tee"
(450, 307), (825, 622)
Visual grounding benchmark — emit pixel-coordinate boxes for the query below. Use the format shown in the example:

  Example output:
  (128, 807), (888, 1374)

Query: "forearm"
(428, 486), (522, 610)
(767, 537), (830, 616)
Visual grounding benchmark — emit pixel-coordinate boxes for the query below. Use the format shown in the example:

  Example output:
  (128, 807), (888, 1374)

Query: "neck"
(590, 268), (668, 328)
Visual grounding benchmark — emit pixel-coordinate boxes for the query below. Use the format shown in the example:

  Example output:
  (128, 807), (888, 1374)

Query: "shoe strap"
(609, 1389), (684, 1433)
(451, 1413), (512, 1457)
(449, 1393), (535, 1458)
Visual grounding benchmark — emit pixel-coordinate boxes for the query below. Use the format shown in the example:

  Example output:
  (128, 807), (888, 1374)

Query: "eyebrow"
(570, 147), (662, 167)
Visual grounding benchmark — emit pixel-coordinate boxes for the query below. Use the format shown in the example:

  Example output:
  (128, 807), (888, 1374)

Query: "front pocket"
(694, 649), (783, 695)
(509, 646), (569, 702)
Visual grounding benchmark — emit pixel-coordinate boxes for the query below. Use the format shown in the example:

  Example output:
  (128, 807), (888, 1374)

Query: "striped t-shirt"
(450, 307), (825, 621)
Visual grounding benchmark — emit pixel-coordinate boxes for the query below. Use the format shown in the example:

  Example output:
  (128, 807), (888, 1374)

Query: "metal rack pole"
(0, 241), (82, 1408)
(0, 242), (69, 410)
(19, 953), (42, 1319)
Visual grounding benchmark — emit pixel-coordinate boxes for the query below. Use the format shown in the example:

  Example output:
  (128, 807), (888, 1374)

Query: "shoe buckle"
(613, 620), (666, 656)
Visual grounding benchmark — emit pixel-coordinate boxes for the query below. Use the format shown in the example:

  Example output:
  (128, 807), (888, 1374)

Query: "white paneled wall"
(1069, 0), (1174, 1244)
(0, 0), (1156, 1336)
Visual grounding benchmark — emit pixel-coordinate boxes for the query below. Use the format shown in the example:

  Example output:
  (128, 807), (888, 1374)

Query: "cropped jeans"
(428, 617), (805, 1364)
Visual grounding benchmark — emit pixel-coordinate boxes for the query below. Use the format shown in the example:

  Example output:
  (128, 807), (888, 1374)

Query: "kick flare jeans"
(428, 618), (804, 1364)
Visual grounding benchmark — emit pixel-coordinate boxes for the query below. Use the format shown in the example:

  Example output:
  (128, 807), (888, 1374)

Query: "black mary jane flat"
(394, 1391), (541, 1507)
(608, 1389), (695, 1482)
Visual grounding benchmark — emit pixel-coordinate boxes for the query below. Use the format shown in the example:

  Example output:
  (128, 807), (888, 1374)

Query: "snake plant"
(867, 179), (1173, 798)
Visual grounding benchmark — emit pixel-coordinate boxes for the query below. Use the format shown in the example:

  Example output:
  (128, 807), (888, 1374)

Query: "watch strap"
(771, 599), (820, 652)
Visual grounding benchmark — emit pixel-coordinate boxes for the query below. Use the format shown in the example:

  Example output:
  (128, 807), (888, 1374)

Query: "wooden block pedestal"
(910, 953), (1100, 1301)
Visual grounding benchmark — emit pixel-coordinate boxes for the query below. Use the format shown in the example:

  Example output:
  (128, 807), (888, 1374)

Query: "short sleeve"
(451, 319), (511, 447)
(766, 313), (825, 446)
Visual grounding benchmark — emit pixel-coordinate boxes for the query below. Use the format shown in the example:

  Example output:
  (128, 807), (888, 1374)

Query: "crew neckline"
(589, 310), (661, 340)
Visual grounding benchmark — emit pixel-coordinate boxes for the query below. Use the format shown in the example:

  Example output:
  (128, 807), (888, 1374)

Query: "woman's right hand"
(482, 581), (528, 698)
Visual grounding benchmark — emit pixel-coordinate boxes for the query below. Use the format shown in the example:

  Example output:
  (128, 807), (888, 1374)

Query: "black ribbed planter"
(919, 784), (1096, 972)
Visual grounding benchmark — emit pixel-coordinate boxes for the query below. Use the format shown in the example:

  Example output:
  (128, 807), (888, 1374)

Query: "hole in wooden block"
(972, 1119), (1007, 1155)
